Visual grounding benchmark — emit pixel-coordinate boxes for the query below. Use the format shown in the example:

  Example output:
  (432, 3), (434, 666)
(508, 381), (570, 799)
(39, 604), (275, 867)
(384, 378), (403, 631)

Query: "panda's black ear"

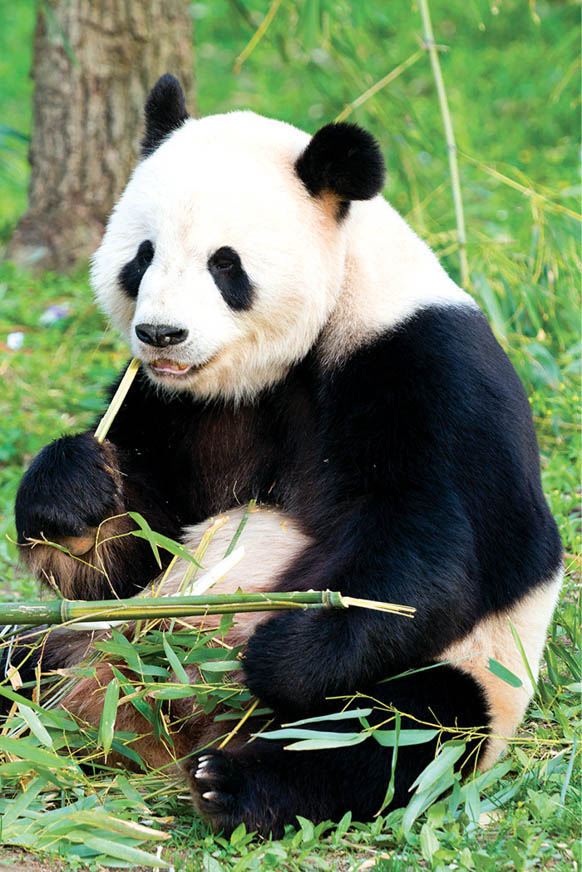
(295, 122), (385, 207)
(141, 74), (189, 157)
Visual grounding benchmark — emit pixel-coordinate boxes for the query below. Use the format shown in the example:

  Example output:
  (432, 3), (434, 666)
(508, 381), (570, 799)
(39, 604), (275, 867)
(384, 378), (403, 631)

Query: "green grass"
(0, 0), (580, 869)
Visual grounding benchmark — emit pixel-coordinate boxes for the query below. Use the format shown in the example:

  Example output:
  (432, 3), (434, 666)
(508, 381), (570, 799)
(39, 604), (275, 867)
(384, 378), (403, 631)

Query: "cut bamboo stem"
(0, 591), (415, 627)
(94, 358), (140, 444)
(418, 0), (469, 288)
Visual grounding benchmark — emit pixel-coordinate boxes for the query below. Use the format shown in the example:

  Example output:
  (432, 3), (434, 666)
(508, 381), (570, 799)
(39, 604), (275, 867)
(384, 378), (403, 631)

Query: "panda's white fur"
(91, 112), (474, 402)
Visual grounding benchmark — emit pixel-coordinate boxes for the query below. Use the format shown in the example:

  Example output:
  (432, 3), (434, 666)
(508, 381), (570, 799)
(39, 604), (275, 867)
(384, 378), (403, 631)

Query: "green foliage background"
(0, 0), (579, 869)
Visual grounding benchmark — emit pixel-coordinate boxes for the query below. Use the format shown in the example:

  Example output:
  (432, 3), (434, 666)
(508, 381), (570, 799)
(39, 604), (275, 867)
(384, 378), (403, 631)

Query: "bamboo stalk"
(94, 358), (140, 444)
(0, 591), (415, 627)
(233, 0), (282, 74)
(335, 49), (424, 123)
(418, 0), (469, 288)
(218, 698), (260, 749)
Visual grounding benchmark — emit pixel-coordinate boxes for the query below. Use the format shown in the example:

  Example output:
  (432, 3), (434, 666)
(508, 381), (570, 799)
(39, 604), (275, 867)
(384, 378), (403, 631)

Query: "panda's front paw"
(15, 432), (123, 550)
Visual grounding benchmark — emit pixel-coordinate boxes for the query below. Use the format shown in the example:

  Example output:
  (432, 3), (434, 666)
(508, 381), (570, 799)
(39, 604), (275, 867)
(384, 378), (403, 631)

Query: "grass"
(0, 0), (580, 869)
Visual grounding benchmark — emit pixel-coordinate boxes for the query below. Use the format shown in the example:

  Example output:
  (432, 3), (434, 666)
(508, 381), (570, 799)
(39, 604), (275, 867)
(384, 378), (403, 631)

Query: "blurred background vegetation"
(0, 0), (579, 868)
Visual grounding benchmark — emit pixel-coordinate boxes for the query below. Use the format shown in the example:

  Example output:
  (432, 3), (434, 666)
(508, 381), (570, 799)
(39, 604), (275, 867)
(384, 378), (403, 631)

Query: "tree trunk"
(7, 0), (194, 272)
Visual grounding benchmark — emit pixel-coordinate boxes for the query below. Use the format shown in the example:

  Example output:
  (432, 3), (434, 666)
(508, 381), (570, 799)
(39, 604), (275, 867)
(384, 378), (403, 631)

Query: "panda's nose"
(135, 323), (189, 347)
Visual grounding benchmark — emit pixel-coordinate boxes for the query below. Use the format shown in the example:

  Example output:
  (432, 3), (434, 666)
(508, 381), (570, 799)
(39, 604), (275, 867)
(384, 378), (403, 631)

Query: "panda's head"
(91, 75), (385, 402)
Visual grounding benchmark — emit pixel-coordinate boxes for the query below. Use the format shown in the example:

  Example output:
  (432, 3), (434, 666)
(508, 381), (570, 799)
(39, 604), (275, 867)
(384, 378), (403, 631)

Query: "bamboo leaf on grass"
(79, 834), (169, 867)
(1, 775), (48, 829)
(420, 821), (440, 864)
(0, 735), (80, 772)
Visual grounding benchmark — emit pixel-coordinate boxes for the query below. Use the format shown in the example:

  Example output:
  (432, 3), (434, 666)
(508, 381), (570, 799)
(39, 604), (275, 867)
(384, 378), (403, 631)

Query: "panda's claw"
(189, 751), (242, 825)
(195, 760), (211, 777)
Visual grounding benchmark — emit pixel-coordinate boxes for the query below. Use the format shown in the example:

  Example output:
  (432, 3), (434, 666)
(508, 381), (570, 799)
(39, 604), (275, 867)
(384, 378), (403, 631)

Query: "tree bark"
(7, 0), (194, 272)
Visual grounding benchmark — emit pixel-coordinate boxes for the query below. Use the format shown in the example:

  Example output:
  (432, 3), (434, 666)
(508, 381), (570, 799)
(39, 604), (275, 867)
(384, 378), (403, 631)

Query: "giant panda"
(13, 74), (563, 837)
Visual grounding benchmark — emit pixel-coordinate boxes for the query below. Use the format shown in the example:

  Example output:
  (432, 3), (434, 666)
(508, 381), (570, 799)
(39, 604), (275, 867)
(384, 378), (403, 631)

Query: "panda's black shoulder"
(315, 303), (562, 604)
(322, 303), (535, 455)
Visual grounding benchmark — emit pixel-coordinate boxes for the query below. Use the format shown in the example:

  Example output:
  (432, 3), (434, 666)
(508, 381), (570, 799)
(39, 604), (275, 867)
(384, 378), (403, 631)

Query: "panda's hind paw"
(189, 751), (242, 830)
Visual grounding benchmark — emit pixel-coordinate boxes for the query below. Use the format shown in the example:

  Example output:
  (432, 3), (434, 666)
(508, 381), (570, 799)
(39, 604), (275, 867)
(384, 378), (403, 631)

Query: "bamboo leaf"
(373, 728), (439, 747)
(403, 771), (457, 834)
(199, 659), (241, 672)
(410, 740), (466, 794)
(98, 677), (119, 756)
(0, 736), (79, 771)
(81, 834), (169, 867)
(152, 686), (199, 700)
(487, 657), (523, 688)
(108, 737), (147, 771)
(17, 704), (54, 747)
(420, 821), (440, 864)
(129, 525), (201, 567)
(62, 810), (169, 840)
(223, 499), (256, 557)
(258, 726), (369, 750)
(1, 775), (48, 828)
(375, 711), (400, 816)
(0, 687), (77, 730)
(111, 667), (155, 726)
(464, 779), (481, 833)
(128, 512), (162, 568)
(162, 633), (190, 683)
(258, 727), (364, 742)
(116, 775), (149, 812)
(285, 733), (369, 751)
(282, 708), (373, 727)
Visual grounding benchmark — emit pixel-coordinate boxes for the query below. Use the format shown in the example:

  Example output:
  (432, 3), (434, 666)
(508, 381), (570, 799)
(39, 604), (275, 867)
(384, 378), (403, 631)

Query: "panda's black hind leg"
(188, 665), (490, 838)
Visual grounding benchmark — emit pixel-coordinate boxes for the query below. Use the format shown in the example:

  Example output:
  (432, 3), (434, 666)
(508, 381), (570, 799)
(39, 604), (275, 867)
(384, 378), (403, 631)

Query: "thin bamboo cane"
(418, 0), (469, 288)
(0, 591), (415, 627)
(94, 358), (140, 444)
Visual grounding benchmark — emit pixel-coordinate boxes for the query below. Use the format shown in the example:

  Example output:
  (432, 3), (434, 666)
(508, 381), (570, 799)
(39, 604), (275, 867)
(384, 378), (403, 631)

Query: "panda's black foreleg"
(188, 665), (490, 837)
(14, 431), (183, 600)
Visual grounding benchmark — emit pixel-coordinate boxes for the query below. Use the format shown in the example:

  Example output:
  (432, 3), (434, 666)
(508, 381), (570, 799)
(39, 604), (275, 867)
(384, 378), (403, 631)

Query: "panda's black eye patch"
(119, 240), (154, 299)
(208, 246), (254, 311)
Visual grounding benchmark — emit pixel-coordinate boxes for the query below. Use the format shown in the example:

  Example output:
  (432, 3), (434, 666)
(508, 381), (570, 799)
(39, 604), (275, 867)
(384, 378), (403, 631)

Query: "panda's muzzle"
(135, 323), (189, 348)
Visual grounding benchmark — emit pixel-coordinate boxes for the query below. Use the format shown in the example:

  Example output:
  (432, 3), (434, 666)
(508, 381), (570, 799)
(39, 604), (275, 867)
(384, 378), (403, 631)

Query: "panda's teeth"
(149, 359), (193, 374)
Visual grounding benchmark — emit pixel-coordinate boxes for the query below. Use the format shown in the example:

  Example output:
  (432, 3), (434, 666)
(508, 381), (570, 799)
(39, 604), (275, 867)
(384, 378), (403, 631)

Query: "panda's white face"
(91, 112), (347, 402)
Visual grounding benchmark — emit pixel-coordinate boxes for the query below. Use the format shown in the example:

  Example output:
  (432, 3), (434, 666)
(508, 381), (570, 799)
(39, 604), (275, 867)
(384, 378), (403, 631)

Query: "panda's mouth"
(148, 359), (195, 376)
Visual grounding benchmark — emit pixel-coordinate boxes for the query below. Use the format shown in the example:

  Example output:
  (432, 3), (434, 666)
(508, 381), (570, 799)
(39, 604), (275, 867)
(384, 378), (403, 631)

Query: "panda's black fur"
(12, 76), (562, 837)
